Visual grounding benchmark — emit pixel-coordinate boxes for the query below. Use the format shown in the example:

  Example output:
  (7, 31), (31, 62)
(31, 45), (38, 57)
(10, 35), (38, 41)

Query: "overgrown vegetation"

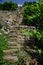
(22, 29), (43, 64)
(0, 1), (18, 11)
(22, 1), (43, 30)
(21, 0), (43, 65)
(0, 32), (8, 65)
(0, 32), (26, 65)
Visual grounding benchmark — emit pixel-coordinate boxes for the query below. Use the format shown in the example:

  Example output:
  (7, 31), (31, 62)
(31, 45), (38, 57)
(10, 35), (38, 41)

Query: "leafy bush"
(22, 1), (43, 30)
(0, 4), (3, 10)
(0, 32), (8, 65)
(0, 1), (18, 11)
(11, 3), (18, 11)
(22, 1), (43, 63)
(0, 33), (8, 50)
(22, 29), (43, 64)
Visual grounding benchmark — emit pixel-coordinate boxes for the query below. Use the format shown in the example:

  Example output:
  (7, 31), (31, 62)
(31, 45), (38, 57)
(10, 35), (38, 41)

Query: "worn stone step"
(17, 38), (24, 41)
(8, 41), (22, 47)
(17, 35), (25, 39)
(8, 41), (18, 46)
(9, 30), (17, 32)
(7, 37), (17, 41)
(17, 44), (23, 49)
(25, 46), (37, 53)
(9, 32), (26, 36)
(8, 36), (17, 39)
(3, 55), (18, 63)
(8, 35), (17, 37)
(3, 49), (18, 55)
(8, 38), (24, 42)
(8, 36), (25, 42)
(8, 41), (17, 44)
(8, 39), (17, 42)
(8, 33), (17, 35)
(9, 29), (18, 32)
(8, 46), (18, 49)
(8, 31), (17, 34)
(8, 38), (17, 41)
(8, 44), (23, 49)
(8, 33), (17, 36)
(9, 26), (14, 29)
(9, 27), (17, 30)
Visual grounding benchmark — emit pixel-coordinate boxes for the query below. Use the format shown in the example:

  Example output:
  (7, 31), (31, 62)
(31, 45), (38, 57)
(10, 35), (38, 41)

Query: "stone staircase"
(0, 10), (38, 65)
(2, 25), (26, 63)
(2, 24), (37, 65)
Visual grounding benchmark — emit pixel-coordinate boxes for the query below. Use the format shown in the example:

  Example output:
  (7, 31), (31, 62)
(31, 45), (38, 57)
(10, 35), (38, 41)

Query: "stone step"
(3, 55), (18, 63)
(8, 46), (18, 49)
(8, 33), (24, 36)
(8, 33), (17, 35)
(9, 26), (14, 29)
(25, 46), (37, 53)
(17, 38), (24, 41)
(9, 29), (18, 31)
(8, 35), (17, 37)
(17, 44), (23, 49)
(3, 49), (18, 55)
(8, 38), (24, 41)
(8, 41), (17, 44)
(9, 27), (17, 30)
(8, 44), (23, 49)
(8, 38), (17, 41)
(8, 39), (17, 42)
(8, 41), (23, 48)
(8, 36), (17, 39)
(9, 30), (16, 32)
(9, 30), (17, 33)
(17, 35), (25, 39)
(9, 29), (19, 32)
(8, 41), (18, 46)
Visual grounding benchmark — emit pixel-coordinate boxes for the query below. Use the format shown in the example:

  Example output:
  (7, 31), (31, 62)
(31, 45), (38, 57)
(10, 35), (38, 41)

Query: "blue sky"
(0, 0), (39, 5)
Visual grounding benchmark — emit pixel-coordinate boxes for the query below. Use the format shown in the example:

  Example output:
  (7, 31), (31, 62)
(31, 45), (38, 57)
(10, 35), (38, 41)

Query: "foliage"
(0, 1), (18, 11)
(22, 29), (43, 64)
(0, 32), (8, 65)
(23, 1), (43, 30)
(22, 2), (43, 64)
(0, 4), (3, 10)
(17, 50), (26, 65)
(22, 3), (43, 64)
(22, 29), (43, 40)
(0, 33), (8, 50)
(0, 34), (26, 65)
(11, 3), (18, 11)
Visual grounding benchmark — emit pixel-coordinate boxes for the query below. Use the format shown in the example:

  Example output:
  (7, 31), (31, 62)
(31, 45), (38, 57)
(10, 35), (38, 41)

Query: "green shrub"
(0, 33), (8, 50)
(11, 3), (18, 11)
(0, 1), (18, 11)
(0, 32), (8, 65)
(22, 29), (43, 64)
(23, 1), (43, 30)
